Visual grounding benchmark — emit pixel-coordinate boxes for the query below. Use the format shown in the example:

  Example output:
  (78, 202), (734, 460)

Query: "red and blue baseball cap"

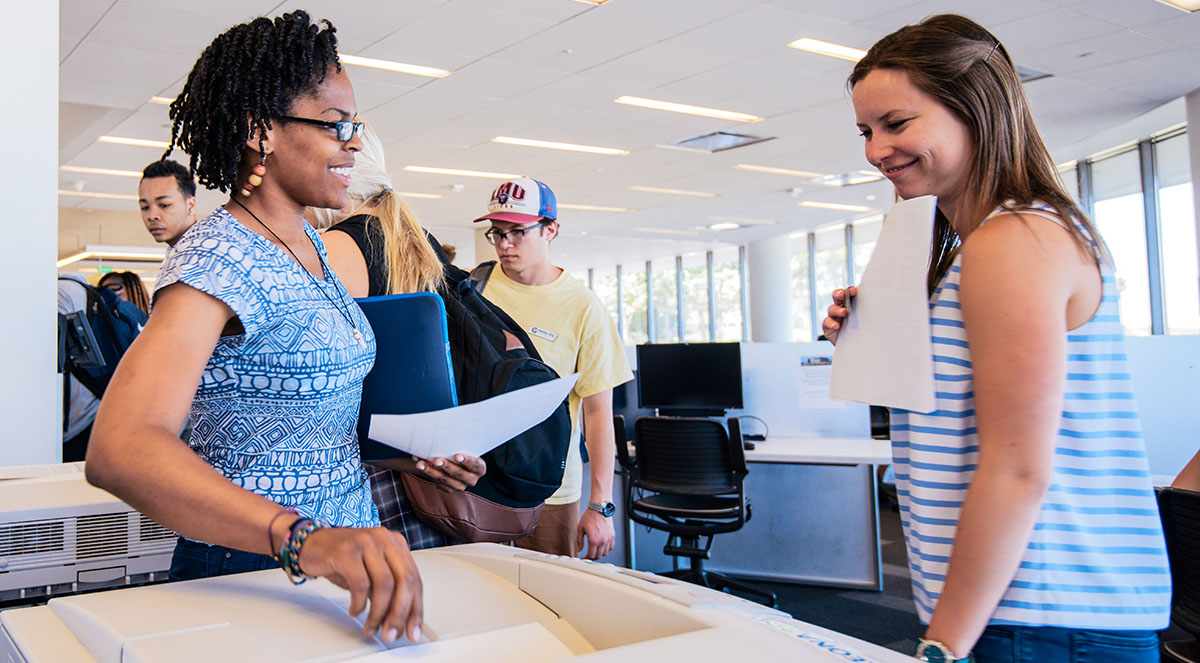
(472, 177), (557, 226)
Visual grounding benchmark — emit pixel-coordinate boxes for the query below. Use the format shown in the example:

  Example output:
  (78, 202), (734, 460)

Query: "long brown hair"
(848, 14), (1107, 293)
(99, 271), (151, 316)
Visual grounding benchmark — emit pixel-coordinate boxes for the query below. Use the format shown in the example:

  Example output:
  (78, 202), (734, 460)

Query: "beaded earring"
(240, 153), (268, 198)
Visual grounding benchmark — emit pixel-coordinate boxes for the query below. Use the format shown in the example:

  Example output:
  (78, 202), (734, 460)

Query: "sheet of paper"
(797, 356), (841, 408)
(830, 196), (937, 413)
(369, 374), (580, 459)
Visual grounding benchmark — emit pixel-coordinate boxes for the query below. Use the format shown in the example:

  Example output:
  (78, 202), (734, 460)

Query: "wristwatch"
(915, 639), (972, 663)
(587, 501), (616, 517)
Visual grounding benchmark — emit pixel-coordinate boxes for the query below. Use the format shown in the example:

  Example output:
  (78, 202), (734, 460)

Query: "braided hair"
(165, 11), (341, 193)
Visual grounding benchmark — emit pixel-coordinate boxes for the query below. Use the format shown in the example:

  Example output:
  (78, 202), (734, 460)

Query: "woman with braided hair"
(98, 270), (151, 316)
(86, 11), (422, 644)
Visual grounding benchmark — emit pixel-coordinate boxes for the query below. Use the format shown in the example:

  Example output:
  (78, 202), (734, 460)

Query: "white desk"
(622, 437), (893, 591)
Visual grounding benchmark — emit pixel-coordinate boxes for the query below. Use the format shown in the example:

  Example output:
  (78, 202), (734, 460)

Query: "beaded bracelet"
(266, 507), (300, 559)
(278, 517), (327, 585)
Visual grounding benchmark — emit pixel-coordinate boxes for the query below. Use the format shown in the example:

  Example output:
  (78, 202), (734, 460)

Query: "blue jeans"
(168, 537), (278, 581)
(973, 625), (1159, 663)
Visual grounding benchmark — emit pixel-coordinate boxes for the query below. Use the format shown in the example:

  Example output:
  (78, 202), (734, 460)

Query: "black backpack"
(440, 268), (572, 509)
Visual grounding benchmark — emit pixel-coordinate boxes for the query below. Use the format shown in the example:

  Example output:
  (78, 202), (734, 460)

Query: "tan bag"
(399, 473), (543, 543)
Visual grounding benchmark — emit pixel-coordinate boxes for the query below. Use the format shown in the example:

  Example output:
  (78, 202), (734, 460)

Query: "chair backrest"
(631, 416), (745, 496)
(1160, 487), (1200, 636)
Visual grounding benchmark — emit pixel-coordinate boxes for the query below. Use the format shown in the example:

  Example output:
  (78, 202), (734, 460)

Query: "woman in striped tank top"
(823, 14), (1170, 663)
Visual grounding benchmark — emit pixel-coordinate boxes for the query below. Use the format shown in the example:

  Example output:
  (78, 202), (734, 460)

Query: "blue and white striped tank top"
(889, 203), (1171, 630)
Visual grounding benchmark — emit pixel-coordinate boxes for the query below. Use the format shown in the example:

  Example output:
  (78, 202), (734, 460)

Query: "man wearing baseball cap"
(472, 177), (632, 560)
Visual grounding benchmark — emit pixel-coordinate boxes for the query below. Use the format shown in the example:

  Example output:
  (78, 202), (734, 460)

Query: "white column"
(746, 235), (793, 342)
(1186, 88), (1200, 312)
(1, 3), (59, 465)
(473, 226), (494, 271)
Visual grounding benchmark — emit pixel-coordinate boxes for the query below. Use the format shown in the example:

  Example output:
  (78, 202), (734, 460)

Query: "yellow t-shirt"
(482, 266), (632, 505)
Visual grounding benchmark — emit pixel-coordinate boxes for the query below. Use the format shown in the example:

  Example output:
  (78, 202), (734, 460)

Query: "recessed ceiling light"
(149, 96), (173, 105)
(709, 215), (777, 225)
(58, 190), (139, 201)
(629, 185), (719, 198)
(634, 227), (701, 236)
(733, 164), (824, 178)
(492, 136), (629, 156)
(614, 96), (762, 123)
(559, 203), (635, 213)
(1152, 0), (1200, 12)
(60, 165), (141, 178)
(798, 200), (874, 213)
(98, 135), (170, 149)
(709, 223), (740, 231)
(787, 38), (868, 62)
(404, 166), (521, 179)
(339, 53), (451, 78)
(396, 192), (447, 200)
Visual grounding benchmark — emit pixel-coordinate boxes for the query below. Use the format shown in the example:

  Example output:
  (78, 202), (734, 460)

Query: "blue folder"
(354, 292), (458, 462)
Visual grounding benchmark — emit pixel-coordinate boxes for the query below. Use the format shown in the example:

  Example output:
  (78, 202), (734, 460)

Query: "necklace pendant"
(353, 328), (366, 348)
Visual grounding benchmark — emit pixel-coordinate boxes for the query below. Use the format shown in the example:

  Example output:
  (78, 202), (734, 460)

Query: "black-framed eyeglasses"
(278, 115), (365, 142)
(484, 221), (549, 246)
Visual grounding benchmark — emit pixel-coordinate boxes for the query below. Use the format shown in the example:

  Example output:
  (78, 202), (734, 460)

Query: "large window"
(790, 234), (813, 342)
(851, 217), (883, 284)
(813, 226), (848, 325)
(1156, 133), (1199, 335)
(711, 247), (743, 342)
(650, 258), (679, 343)
(680, 252), (710, 341)
(593, 266), (619, 334)
(621, 263), (648, 346)
(1092, 149), (1152, 336)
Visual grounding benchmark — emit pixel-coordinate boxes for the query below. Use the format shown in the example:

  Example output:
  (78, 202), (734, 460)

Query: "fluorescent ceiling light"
(559, 203), (635, 213)
(709, 215), (777, 225)
(634, 227), (700, 236)
(614, 96), (762, 123)
(734, 163), (824, 178)
(570, 0), (613, 4)
(60, 165), (141, 178)
(1152, 0), (1200, 12)
(493, 136), (629, 156)
(1088, 141), (1137, 162)
(709, 223), (740, 231)
(58, 190), (138, 201)
(149, 96), (173, 105)
(98, 135), (170, 149)
(787, 38), (868, 62)
(396, 191), (447, 200)
(1055, 160), (1078, 172)
(340, 53), (451, 78)
(810, 170), (885, 186)
(816, 222), (847, 233)
(798, 200), (874, 213)
(629, 185), (719, 198)
(403, 165), (521, 179)
(56, 249), (166, 268)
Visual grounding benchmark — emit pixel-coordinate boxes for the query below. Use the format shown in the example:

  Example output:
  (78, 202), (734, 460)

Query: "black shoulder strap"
(467, 261), (496, 293)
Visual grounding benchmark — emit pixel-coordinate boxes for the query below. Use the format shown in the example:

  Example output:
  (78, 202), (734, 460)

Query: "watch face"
(915, 643), (949, 663)
(602, 502), (615, 517)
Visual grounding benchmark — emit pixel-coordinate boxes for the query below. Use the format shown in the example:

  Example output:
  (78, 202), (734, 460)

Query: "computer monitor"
(636, 343), (743, 417)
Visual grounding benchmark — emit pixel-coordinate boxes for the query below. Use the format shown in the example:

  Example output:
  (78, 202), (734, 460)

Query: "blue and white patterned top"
(889, 203), (1170, 631)
(156, 207), (379, 529)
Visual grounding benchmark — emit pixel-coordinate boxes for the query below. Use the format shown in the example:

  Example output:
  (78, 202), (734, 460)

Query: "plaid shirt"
(365, 465), (456, 551)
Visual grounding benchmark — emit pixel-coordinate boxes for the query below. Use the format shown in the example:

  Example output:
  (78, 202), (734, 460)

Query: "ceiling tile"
(853, 0), (1058, 33)
(1133, 12), (1200, 49)
(991, 8), (1119, 56)
(1071, 50), (1200, 104)
(1020, 27), (1176, 76)
(369, 1), (557, 63)
(272, 0), (446, 44)
(1066, 0), (1186, 28)
(60, 0), (115, 44)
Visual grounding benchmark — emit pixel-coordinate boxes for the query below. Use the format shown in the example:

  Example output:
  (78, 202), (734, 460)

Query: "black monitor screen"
(636, 343), (743, 415)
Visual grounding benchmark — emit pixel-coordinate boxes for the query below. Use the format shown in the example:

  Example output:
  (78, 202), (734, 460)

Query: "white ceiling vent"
(660, 131), (776, 154)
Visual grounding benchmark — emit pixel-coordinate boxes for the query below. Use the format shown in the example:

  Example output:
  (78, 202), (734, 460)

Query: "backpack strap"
(467, 261), (496, 294)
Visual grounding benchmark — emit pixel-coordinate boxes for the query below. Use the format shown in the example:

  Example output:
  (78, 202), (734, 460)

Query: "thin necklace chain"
(229, 198), (365, 348)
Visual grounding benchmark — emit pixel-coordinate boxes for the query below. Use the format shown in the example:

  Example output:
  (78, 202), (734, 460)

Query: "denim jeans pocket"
(974, 626), (1018, 663)
(1071, 630), (1159, 663)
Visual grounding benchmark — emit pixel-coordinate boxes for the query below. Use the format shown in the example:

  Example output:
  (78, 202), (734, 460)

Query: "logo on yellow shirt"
(529, 326), (558, 342)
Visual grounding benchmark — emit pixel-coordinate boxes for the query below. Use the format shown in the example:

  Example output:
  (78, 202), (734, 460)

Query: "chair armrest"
(613, 415), (634, 471)
(727, 417), (748, 475)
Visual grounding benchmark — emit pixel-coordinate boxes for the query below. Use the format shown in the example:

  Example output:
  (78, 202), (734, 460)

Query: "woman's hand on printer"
(301, 527), (424, 643)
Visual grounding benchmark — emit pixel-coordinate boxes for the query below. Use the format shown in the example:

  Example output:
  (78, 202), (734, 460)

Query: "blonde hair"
(849, 14), (1108, 293)
(312, 121), (444, 295)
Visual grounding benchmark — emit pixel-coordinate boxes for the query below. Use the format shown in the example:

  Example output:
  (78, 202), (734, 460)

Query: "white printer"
(1, 542), (910, 662)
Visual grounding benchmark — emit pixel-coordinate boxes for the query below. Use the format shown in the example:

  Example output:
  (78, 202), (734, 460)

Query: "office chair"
(1161, 487), (1200, 663)
(614, 415), (776, 608)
